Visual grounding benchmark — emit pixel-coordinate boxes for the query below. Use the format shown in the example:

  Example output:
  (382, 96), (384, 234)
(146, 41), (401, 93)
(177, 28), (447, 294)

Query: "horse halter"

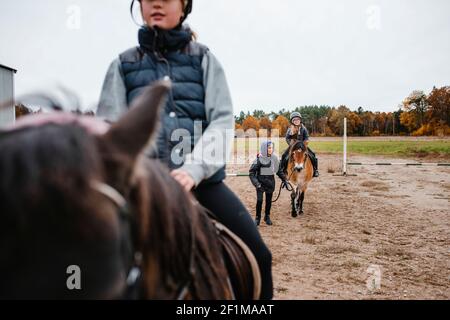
(92, 181), (197, 300)
(90, 181), (143, 300)
(290, 143), (309, 172)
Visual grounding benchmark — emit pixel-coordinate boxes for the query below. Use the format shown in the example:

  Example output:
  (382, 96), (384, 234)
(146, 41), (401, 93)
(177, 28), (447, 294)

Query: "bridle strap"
(91, 181), (127, 209)
(90, 180), (142, 299)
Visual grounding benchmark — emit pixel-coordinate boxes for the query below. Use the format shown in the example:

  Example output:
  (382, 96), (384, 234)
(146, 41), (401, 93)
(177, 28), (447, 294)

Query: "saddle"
(205, 210), (262, 300)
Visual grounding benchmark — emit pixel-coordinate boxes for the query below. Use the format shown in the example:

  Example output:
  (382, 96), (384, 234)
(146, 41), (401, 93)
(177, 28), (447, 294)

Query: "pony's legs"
(299, 191), (305, 214)
(295, 188), (302, 216)
(290, 191), (297, 217)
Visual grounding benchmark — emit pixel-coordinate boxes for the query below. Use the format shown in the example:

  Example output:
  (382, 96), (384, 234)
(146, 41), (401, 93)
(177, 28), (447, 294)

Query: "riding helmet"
(290, 112), (302, 123)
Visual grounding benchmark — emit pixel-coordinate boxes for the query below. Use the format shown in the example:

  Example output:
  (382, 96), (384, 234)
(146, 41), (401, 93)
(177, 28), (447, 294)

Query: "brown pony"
(0, 82), (260, 299)
(286, 141), (314, 217)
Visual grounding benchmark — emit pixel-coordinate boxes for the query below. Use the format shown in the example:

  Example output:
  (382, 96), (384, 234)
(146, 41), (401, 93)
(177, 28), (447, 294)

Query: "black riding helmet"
(130, 0), (193, 25)
(290, 112), (302, 124)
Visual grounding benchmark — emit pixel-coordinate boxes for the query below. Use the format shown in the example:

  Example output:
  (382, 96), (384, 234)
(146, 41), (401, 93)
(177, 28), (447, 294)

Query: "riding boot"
(279, 157), (286, 175)
(264, 215), (273, 226)
(313, 158), (320, 177)
(308, 150), (320, 178)
(280, 148), (289, 174)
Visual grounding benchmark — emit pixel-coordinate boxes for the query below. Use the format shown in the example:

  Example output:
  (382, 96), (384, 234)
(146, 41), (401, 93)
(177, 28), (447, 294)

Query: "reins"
(271, 169), (294, 203)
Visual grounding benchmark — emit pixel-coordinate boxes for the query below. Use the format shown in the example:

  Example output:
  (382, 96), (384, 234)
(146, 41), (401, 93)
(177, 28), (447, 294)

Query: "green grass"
(310, 140), (450, 157)
(234, 138), (450, 158)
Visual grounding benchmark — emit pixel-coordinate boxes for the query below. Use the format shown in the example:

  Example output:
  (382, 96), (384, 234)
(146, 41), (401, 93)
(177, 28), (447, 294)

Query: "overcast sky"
(1, 0), (449, 113)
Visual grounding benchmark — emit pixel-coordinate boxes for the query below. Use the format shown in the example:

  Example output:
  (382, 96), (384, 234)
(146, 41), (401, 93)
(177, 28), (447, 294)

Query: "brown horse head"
(0, 81), (253, 300)
(0, 122), (128, 299)
(94, 82), (234, 299)
(1, 80), (237, 299)
(289, 141), (309, 173)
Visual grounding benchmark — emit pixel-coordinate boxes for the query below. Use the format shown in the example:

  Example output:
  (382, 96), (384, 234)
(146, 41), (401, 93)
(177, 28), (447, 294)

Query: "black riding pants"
(256, 190), (273, 218)
(193, 182), (273, 300)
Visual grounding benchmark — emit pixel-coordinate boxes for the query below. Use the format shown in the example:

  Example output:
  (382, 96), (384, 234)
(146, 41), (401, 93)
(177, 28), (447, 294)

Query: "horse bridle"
(1, 122), (197, 299)
(91, 181), (143, 300)
(290, 143), (309, 171)
(272, 144), (308, 203)
(91, 180), (197, 300)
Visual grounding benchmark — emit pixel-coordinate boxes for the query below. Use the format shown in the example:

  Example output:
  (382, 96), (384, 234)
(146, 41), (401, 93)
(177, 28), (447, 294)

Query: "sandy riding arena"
(226, 143), (450, 299)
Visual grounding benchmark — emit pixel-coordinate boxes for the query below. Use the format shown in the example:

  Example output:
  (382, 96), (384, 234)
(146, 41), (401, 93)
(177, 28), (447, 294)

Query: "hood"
(259, 141), (273, 158)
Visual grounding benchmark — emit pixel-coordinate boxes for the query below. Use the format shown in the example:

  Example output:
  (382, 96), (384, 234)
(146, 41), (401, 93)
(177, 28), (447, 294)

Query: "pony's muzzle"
(294, 164), (304, 172)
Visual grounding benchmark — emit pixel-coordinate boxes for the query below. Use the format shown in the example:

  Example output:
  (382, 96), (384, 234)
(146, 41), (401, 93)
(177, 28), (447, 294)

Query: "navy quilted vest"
(120, 27), (225, 185)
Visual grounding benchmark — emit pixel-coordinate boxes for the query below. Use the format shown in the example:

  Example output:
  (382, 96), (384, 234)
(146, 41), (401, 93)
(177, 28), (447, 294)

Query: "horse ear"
(104, 80), (170, 158)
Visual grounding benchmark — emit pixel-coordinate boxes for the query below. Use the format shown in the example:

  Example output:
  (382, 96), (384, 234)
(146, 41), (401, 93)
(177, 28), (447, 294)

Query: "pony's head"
(0, 80), (232, 299)
(290, 141), (308, 172)
(94, 82), (232, 299)
(0, 81), (170, 299)
(0, 123), (129, 299)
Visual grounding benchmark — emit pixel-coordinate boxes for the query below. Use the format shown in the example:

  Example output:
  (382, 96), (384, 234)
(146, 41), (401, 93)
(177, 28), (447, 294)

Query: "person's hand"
(171, 169), (195, 192)
(256, 184), (263, 191)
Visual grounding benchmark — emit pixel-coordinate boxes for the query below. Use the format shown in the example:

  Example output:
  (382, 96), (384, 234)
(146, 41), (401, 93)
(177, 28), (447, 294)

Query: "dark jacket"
(249, 142), (286, 193)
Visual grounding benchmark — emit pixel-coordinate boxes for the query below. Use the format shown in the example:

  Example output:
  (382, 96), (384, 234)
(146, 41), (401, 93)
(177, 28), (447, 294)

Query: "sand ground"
(225, 153), (450, 299)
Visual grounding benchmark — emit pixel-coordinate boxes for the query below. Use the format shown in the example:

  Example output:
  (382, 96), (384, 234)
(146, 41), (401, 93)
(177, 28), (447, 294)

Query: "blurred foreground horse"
(0, 82), (260, 299)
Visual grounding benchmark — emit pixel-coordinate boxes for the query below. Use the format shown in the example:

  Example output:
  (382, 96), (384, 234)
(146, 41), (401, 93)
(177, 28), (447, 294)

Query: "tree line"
(235, 86), (450, 137)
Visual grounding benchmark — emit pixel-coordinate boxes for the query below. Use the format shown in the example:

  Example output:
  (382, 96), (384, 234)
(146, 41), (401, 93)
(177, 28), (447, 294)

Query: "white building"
(0, 64), (17, 127)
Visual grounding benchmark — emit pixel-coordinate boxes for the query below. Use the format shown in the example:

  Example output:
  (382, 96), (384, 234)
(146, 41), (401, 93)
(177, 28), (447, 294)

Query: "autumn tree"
(347, 112), (363, 135)
(402, 90), (428, 130)
(15, 103), (33, 118)
(242, 116), (260, 132)
(427, 86), (450, 126)
(271, 115), (290, 136)
(252, 109), (266, 119)
(328, 105), (352, 135)
(235, 111), (246, 125)
(259, 117), (272, 130)
(400, 111), (418, 133)
(233, 85), (448, 137)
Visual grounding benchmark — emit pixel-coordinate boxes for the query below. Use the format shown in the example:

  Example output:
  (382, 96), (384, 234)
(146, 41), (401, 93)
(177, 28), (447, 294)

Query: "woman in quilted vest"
(97, 0), (273, 299)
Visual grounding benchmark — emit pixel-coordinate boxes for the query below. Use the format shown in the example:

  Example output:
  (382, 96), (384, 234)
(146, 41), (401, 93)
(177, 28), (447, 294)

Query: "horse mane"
(0, 124), (125, 299)
(290, 141), (306, 152)
(127, 158), (233, 299)
(0, 82), (237, 299)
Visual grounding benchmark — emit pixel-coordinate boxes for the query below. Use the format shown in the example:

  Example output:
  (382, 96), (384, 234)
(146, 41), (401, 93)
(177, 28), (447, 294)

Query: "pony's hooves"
(291, 212), (298, 218)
